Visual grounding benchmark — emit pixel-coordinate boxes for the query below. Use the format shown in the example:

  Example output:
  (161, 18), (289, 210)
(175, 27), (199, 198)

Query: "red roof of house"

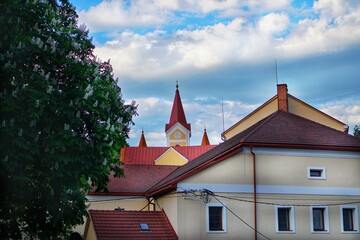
(121, 145), (217, 165)
(89, 210), (178, 240)
(165, 84), (191, 132)
(91, 165), (178, 195)
(147, 110), (360, 197)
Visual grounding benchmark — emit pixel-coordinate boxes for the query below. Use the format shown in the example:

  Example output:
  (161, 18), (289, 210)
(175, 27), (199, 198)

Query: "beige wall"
(182, 148), (360, 189)
(288, 97), (346, 132)
(157, 148), (360, 240)
(156, 193), (179, 233)
(83, 220), (97, 240)
(223, 98), (277, 140)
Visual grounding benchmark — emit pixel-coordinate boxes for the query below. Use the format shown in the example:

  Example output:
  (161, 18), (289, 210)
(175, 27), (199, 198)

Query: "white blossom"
(46, 85), (53, 94)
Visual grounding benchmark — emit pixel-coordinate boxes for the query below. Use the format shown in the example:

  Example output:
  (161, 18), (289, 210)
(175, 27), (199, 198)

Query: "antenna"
(275, 59), (278, 85)
(221, 98), (225, 133)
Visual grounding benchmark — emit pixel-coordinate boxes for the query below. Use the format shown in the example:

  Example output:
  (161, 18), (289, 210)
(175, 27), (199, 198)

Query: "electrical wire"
(211, 193), (272, 240)
(213, 193), (360, 207)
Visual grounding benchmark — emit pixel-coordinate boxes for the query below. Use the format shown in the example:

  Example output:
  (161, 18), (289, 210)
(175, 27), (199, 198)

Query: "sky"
(70, 0), (360, 147)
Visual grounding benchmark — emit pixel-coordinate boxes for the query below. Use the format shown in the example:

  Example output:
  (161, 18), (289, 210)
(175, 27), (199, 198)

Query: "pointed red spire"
(138, 130), (147, 147)
(165, 82), (191, 132)
(201, 128), (210, 146)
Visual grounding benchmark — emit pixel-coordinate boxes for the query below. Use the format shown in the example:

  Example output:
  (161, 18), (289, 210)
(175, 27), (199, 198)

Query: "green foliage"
(0, 0), (137, 238)
(354, 125), (360, 138)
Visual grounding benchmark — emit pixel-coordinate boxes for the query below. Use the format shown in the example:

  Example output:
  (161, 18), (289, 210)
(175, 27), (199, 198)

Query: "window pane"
(209, 206), (223, 231)
(310, 169), (322, 177)
(278, 208), (290, 231)
(343, 208), (354, 231)
(313, 208), (325, 231)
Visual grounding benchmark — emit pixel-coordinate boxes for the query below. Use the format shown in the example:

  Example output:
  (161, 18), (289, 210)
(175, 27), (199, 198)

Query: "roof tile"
(89, 210), (178, 240)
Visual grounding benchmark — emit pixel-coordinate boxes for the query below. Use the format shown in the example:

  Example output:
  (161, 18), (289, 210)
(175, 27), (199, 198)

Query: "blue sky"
(70, 0), (360, 146)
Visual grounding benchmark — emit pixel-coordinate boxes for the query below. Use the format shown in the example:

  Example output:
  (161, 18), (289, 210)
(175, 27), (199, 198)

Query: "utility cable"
(210, 193), (272, 240)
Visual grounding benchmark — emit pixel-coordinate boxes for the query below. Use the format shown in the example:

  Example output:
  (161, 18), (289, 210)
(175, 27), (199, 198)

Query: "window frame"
(206, 203), (227, 233)
(275, 206), (296, 233)
(310, 206), (330, 233)
(307, 167), (326, 180)
(340, 205), (359, 233)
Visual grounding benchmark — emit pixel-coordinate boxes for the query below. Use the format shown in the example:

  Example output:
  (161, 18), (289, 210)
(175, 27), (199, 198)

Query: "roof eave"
(89, 192), (146, 197)
(242, 142), (360, 152)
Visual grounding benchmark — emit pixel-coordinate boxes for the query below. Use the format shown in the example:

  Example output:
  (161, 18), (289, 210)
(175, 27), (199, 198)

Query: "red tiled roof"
(89, 210), (178, 240)
(121, 145), (217, 165)
(147, 110), (360, 197)
(165, 86), (191, 132)
(239, 110), (360, 147)
(91, 165), (178, 195)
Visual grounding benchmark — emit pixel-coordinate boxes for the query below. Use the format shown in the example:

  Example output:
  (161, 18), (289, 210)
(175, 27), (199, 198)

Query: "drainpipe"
(250, 146), (257, 240)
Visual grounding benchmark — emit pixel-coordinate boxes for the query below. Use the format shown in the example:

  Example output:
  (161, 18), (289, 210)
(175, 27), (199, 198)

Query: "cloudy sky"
(71, 0), (360, 146)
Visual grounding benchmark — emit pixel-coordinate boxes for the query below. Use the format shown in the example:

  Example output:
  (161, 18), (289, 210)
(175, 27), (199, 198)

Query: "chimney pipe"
(277, 84), (288, 112)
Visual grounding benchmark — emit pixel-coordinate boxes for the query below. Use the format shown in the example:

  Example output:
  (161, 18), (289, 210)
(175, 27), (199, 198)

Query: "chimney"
(277, 84), (288, 112)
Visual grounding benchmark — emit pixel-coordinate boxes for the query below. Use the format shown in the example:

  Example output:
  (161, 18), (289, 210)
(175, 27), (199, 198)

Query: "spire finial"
(176, 81), (179, 90)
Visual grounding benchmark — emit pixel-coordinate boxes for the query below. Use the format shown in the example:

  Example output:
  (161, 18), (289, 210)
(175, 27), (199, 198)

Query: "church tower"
(165, 82), (191, 146)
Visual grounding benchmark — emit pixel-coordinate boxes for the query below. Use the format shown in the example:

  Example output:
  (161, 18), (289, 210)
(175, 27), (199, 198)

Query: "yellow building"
(84, 84), (360, 240)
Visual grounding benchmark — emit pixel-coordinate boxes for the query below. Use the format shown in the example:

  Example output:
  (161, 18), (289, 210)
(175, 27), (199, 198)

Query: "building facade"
(84, 84), (360, 240)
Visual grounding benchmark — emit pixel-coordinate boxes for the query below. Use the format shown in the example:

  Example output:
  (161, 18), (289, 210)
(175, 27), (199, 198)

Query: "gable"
(155, 147), (188, 166)
(288, 95), (347, 132)
(222, 85), (348, 141)
(222, 97), (277, 140)
(166, 122), (191, 146)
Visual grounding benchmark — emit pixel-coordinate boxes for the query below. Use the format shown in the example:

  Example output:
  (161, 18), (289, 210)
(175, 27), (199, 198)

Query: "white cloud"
(78, 0), (171, 32)
(258, 13), (290, 35)
(78, 0), (292, 32)
(319, 100), (360, 134)
(278, 1), (360, 58)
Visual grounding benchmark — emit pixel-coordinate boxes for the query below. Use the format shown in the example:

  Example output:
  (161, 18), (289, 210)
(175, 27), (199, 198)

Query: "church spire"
(165, 82), (191, 132)
(138, 130), (147, 147)
(165, 82), (191, 146)
(201, 128), (210, 146)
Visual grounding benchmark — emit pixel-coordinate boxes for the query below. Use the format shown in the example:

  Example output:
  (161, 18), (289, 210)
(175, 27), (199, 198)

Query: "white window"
(340, 205), (359, 233)
(310, 206), (329, 233)
(206, 203), (227, 233)
(307, 167), (326, 180)
(275, 206), (295, 233)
